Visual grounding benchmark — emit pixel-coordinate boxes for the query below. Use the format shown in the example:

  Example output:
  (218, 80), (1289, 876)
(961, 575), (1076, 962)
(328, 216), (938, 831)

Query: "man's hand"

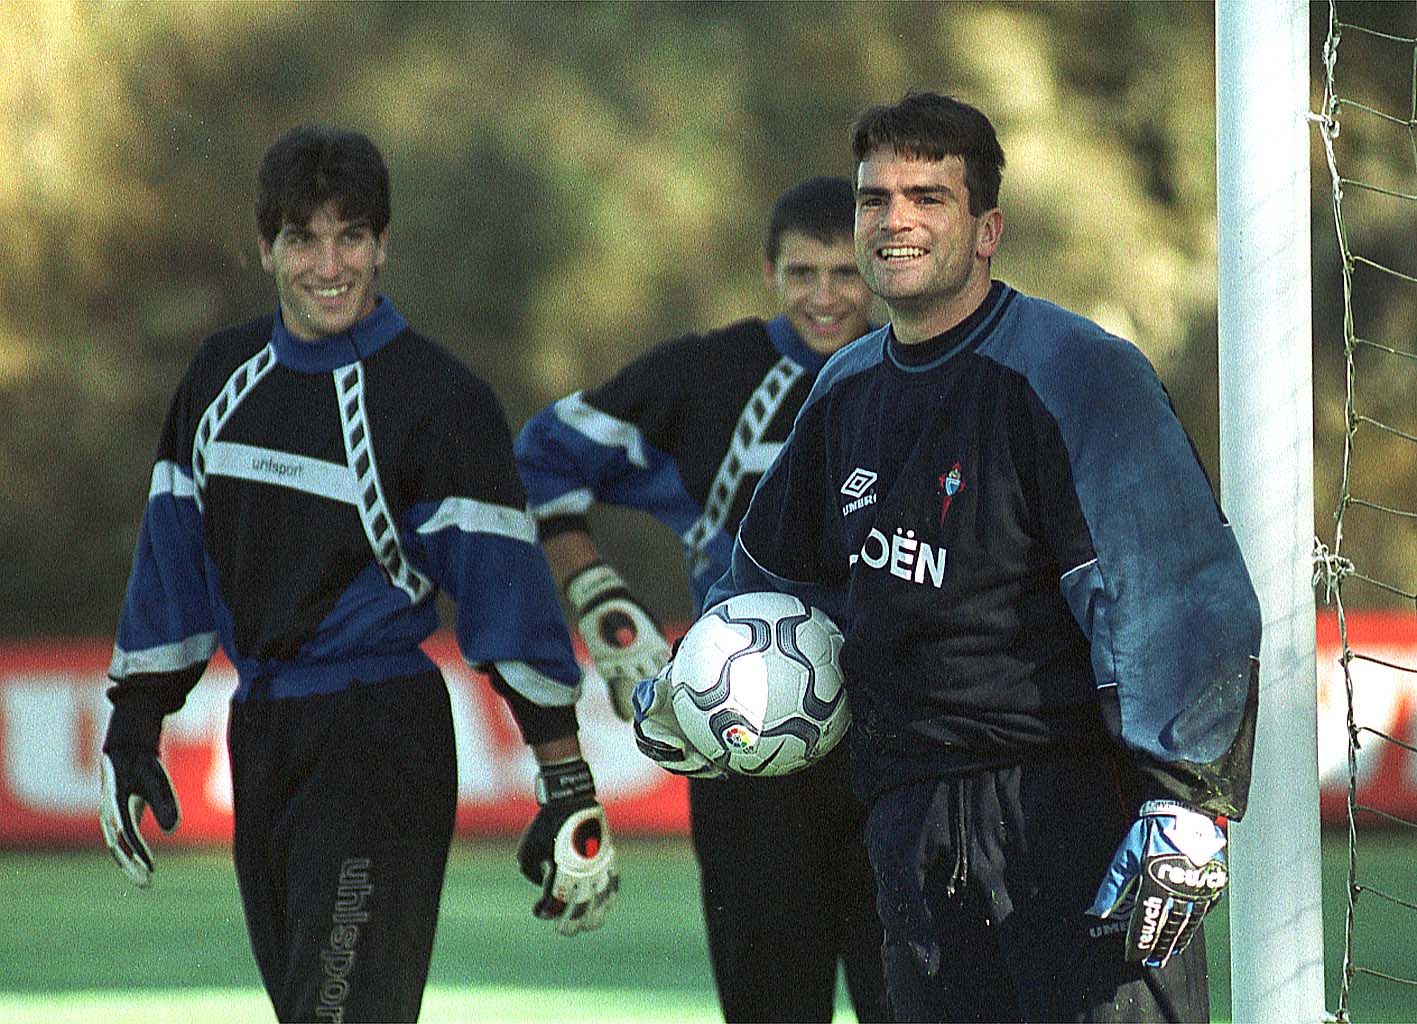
(565, 563), (670, 721)
(1087, 800), (1229, 968)
(516, 759), (619, 936)
(631, 664), (723, 779)
(99, 749), (181, 887)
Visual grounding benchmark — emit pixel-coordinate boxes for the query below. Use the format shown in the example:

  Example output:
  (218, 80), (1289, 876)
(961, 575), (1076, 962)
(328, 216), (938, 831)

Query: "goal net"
(1314, 1), (1417, 1019)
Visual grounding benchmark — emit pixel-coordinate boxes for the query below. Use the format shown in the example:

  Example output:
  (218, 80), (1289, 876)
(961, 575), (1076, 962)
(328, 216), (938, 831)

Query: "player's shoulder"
(590, 317), (776, 407)
(986, 288), (1160, 402)
(194, 314), (274, 361)
(806, 326), (888, 404)
(640, 317), (773, 367)
(184, 314), (276, 392)
(381, 327), (504, 408)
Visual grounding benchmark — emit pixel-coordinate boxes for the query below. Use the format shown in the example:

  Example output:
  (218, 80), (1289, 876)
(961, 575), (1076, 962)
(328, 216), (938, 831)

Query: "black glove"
(515, 759), (619, 936)
(99, 748), (181, 887)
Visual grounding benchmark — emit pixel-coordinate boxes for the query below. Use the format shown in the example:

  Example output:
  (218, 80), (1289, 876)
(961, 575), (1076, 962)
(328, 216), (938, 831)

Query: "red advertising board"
(1, 613), (1414, 847)
(0, 635), (687, 846)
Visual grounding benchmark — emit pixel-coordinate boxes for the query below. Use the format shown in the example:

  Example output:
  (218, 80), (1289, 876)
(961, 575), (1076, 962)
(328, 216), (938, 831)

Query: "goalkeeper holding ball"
(99, 124), (617, 1022)
(516, 177), (891, 1022)
(646, 92), (1261, 1022)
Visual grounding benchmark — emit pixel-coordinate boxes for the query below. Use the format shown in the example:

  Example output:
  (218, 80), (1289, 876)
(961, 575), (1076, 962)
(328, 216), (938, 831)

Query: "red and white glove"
(566, 563), (670, 721)
(516, 759), (620, 936)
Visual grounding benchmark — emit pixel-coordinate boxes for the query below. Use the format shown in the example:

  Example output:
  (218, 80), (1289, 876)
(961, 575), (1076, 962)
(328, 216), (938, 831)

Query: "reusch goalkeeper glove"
(631, 663), (723, 779)
(99, 749), (181, 887)
(566, 563), (671, 721)
(1087, 800), (1229, 968)
(516, 759), (619, 936)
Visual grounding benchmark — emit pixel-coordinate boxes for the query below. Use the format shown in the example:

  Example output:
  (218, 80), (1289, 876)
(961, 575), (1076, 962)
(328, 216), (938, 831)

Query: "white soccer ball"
(669, 591), (850, 777)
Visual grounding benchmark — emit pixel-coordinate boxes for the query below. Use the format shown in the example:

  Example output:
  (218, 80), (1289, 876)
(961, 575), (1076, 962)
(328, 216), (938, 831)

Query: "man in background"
(99, 124), (619, 1022)
(516, 177), (891, 1022)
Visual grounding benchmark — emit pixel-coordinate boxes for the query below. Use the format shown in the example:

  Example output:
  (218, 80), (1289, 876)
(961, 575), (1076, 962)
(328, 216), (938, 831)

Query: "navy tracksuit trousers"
(228, 671), (458, 1022)
(865, 754), (1210, 1023)
(689, 742), (893, 1023)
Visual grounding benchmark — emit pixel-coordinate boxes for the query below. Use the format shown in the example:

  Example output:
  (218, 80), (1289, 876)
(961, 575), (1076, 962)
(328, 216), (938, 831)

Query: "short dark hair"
(256, 125), (391, 245)
(764, 176), (856, 263)
(850, 91), (1005, 215)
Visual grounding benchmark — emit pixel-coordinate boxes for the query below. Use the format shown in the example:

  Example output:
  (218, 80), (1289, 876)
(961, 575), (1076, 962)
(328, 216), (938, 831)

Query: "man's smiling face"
(259, 199), (387, 340)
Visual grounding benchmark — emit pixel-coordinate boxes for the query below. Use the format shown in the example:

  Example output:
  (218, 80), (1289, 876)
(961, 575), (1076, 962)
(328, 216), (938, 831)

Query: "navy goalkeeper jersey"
(707, 283), (1261, 815)
(109, 296), (581, 719)
(515, 316), (829, 613)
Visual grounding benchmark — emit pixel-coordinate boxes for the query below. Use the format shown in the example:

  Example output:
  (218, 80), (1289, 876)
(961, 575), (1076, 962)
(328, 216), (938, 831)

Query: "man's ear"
(258, 237), (275, 273)
(976, 208), (1004, 260)
(761, 254), (777, 290)
(374, 228), (389, 270)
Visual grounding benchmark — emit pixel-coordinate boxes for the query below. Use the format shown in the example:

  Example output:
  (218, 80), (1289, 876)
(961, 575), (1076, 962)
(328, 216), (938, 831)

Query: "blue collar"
(765, 315), (829, 373)
(269, 295), (408, 373)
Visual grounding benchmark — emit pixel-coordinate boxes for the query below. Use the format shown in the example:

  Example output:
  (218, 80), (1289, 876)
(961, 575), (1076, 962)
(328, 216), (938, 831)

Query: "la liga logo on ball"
(721, 722), (757, 752)
(670, 591), (851, 777)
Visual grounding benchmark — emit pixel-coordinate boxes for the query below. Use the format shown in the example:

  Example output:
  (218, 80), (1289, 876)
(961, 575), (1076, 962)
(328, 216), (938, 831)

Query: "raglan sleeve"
(513, 338), (698, 538)
(104, 359), (219, 755)
(704, 381), (851, 626)
(400, 365), (583, 740)
(1033, 330), (1261, 819)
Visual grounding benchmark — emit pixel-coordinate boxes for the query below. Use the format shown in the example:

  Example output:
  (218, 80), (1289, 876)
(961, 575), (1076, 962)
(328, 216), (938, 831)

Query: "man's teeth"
(312, 285), (349, 298)
(810, 314), (841, 324)
(880, 246), (926, 260)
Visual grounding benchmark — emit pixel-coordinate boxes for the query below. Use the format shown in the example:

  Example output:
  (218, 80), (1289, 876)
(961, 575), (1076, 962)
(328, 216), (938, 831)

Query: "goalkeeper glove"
(99, 749), (181, 888)
(516, 759), (619, 936)
(565, 563), (671, 721)
(631, 663), (723, 779)
(1087, 800), (1229, 968)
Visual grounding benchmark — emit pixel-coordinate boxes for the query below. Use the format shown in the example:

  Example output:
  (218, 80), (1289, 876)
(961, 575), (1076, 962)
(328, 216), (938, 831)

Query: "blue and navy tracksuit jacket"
(707, 282), (1261, 817)
(105, 296), (582, 750)
(515, 315), (829, 615)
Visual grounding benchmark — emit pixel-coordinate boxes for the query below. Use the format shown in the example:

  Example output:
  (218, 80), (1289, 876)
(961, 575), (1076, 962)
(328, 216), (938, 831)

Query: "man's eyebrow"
(856, 183), (953, 197)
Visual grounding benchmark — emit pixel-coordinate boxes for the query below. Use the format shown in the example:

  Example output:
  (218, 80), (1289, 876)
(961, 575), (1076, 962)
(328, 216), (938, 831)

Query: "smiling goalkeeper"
(652, 92), (1263, 1023)
(98, 125), (617, 1023)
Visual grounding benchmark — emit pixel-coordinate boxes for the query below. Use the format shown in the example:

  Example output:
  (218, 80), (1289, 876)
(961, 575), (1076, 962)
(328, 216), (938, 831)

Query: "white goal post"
(1216, 1), (1328, 1021)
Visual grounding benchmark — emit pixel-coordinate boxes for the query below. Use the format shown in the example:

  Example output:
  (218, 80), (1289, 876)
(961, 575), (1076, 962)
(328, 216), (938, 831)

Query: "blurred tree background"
(0, 0), (1412, 636)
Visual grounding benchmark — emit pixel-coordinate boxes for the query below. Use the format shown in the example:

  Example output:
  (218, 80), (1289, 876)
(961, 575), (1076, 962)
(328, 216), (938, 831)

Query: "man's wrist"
(103, 698), (168, 755)
(1139, 799), (1205, 819)
(565, 562), (630, 613)
(534, 758), (595, 805)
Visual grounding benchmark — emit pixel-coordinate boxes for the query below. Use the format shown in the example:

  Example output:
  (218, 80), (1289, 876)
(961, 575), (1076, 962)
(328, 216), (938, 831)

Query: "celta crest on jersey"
(937, 461), (964, 525)
(840, 467), (878, 517)
(849, 526), (947, 588)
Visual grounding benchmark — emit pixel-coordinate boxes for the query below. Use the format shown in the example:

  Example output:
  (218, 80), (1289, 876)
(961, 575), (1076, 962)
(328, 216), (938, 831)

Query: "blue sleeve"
(110, 459), (219, 682)
(514, 391), (697, 533)
(405, 496), (581, 704)
(106, 371), (219, 750)
(1012, 305), (1260, 815)
(402, 373), (583, 707)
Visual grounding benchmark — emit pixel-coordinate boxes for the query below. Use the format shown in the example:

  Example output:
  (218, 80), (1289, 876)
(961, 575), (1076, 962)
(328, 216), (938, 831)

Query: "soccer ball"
(669, 591), (850, 776)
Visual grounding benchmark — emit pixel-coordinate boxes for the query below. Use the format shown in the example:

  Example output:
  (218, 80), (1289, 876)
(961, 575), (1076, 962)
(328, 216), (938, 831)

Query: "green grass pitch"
(0, 831), (1413, 1022)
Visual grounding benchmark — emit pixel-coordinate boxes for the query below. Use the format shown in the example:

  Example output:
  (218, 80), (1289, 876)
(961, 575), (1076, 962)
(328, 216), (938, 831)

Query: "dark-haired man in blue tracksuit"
(641, 92), (1260, 1023)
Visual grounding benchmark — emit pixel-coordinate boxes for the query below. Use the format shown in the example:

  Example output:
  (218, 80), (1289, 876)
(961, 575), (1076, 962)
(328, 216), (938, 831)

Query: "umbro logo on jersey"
(840, 467), (878, 517)
(841, 468), (877, 498)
